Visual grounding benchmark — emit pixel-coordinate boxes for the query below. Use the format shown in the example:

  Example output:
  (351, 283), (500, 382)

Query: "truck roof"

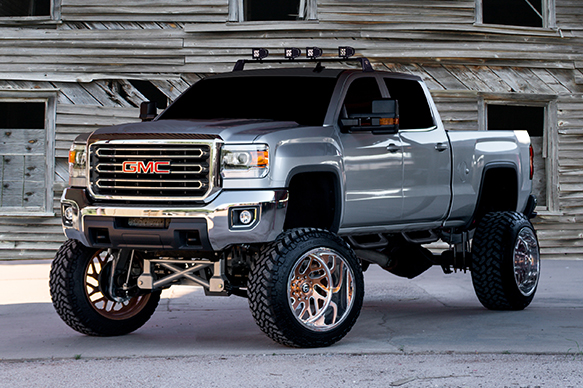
(212, 67), (345, 79)
(202, 66), (422, 83)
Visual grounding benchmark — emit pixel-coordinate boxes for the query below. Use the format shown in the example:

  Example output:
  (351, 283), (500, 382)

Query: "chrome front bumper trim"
(62, 188), (288, 251)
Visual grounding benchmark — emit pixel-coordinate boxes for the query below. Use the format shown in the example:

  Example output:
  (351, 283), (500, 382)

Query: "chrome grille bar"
(89, 140), (217, 201)
(96, 163), (206, 174)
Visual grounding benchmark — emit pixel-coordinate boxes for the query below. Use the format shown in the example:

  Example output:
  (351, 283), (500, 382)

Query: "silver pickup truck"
(51, 49), (540, 348)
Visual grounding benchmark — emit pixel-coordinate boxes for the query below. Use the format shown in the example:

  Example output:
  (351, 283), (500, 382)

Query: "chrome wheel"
(472, 211), (540, 310)
(513, 227), (540, 297)
(85, 249), (152, 320)
(249, 228), (364, 347)
(288, 248), (355, 332)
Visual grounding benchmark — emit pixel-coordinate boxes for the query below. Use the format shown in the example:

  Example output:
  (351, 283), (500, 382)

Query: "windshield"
(159, 76), (338, 126)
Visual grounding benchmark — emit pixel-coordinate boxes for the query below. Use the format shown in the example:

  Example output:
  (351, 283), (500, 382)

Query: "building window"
(0, 0), (50, 17)
(0, 0), (61, 21)
(229, 0), (317, 22)
(0, 95), (56, 215)
(477, 0), (555, 28)
(485, 102), (556, 211)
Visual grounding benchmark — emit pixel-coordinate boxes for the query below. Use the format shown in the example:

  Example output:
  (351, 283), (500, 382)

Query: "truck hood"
(88, 118), (300, 143)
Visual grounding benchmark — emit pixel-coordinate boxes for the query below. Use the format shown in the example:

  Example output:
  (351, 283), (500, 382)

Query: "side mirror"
(340, 99), (399, 134)
(139, 101), (157, 122)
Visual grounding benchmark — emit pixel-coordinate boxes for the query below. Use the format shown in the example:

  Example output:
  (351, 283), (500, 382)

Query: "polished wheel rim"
(288, 248), (355, 332)
(513, 227), (540, 297)
(84, 250), (150, 320)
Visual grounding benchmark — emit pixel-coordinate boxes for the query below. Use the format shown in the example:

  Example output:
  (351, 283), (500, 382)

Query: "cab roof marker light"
(339, 46), (356, 59)
(306, 47), (323, 59)
(252, 48), (269, 60)
(284, 47), (301, 60)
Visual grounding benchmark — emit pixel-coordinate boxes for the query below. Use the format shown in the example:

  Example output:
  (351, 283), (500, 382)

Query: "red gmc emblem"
(122, 161), (171, 174)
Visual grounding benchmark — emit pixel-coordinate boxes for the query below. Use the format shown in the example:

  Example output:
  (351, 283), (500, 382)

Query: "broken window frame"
(475, 0), (556, 29)
(0, 90), (57, 216)
(228, 0), (317, 22)
(478, 94), (559, 213)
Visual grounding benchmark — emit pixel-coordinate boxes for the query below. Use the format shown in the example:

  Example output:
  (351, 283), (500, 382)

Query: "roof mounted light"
(339, 46), (356, 59)
(252, 48), (269, 60)
(284, 47), (301, 60)
(233, 46), (373, 72)
(306, 47), (323, 59)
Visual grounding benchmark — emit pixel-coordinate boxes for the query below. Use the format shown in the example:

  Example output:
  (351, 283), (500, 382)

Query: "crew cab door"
(338, 76), (404, 227)
(383, 77), (451, 223)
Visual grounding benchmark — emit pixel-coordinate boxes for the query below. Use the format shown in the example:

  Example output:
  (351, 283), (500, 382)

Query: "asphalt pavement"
(0, 259), (582, 387)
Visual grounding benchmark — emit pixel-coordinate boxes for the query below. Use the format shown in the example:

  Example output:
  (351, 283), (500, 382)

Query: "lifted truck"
(50, 48), (540, 348)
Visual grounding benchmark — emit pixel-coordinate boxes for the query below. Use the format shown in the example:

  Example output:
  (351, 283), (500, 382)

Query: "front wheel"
(471, 212), (540, 310)
(50, 240), (160, 336)
(247, 228), (364, 348)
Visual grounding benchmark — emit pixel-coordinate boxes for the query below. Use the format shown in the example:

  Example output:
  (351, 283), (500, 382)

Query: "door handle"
(435, 143), (448, 152)
(387, 144), (400, 153)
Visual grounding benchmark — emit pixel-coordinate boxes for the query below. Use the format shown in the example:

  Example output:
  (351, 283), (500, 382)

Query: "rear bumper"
(61, 187), (288, 251)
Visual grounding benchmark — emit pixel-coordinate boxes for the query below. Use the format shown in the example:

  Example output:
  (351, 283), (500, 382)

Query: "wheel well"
(283, 172), (340, 232)
(473, 167), (518, 224)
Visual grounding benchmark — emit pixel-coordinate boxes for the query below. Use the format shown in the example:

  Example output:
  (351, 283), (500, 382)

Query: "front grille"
(89, 142), (213, 200)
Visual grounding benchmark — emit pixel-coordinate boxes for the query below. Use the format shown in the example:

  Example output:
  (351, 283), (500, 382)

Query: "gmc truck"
(50, 48), (540, 348)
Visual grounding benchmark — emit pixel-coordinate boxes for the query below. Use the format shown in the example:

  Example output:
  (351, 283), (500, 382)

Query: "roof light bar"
(284, 47), (301, 60)
(252, 48), (269, 60)
(306, 47), (323, 59)
(233, 46), (372, 72)
(339, 46), (356, 59)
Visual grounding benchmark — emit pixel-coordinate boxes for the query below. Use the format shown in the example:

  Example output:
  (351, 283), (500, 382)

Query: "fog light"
(62, 203), (76, 227)
(239, 210), (253, 225)
(64, 206), (74, 222)
(230, 207), (258, 229)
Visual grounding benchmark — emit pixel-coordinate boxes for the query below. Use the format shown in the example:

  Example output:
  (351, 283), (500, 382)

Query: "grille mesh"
(90, 143), (211, 199)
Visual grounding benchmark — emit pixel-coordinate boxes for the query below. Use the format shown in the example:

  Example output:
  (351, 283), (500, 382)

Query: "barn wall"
(0, 0), (582, 259)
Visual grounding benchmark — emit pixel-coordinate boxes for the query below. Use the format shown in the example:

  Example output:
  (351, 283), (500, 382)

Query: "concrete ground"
(0, 259), (582, 387)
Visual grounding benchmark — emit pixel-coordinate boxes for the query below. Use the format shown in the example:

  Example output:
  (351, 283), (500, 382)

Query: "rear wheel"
(50, 239), (160, 336)
(471, 212), (540, 310)
(248, 228), (364, 348)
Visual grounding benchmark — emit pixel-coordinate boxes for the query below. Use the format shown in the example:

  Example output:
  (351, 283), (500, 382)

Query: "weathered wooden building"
(0, 0), (582, 259)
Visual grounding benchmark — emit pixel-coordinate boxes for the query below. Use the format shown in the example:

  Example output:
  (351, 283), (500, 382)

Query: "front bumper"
(61, 188), (288, 251)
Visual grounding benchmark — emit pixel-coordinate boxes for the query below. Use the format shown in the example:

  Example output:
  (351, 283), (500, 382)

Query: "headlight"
(221, 144), (269, 179)
(68, 143), (87, 187)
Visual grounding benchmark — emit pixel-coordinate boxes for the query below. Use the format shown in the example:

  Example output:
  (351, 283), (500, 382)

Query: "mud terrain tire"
(471, 212), (540, 310)
(248, 228), (364, 348)
(50, 239), (160, 336)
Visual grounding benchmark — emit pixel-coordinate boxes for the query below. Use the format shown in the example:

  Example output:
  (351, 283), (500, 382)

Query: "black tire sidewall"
(249, 229), (364, 347)
(472, 212), (540, 310)
(50, 240), (160, 336)
(278, 233), (362, 341)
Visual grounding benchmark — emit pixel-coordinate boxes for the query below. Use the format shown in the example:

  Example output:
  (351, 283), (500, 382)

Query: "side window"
(384, 78), (435, 130)
(341, 78), (382, 118)
(229, 0), (317, 22)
